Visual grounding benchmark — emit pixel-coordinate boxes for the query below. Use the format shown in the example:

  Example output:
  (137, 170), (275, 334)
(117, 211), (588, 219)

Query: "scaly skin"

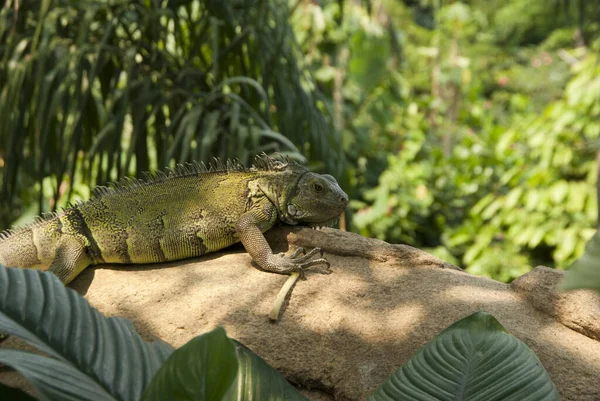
(0, 156), (348, 284)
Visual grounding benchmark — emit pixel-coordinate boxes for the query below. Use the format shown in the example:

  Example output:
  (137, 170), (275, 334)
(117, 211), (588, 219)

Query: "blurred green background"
(1, 0), (599, 282)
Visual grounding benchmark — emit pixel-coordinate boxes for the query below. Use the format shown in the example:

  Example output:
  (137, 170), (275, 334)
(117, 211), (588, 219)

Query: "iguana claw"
(287, 247), (306, 259)
(270, 247), (330, 279)
(289, 247), (331, 279)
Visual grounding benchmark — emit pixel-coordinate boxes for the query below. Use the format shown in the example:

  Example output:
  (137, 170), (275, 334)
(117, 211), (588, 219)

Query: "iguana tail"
(0, 216), (91, 284)
(0, 226), (46, 269)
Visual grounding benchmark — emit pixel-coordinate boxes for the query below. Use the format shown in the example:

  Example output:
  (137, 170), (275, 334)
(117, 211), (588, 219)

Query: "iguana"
(0, 155), (348, 285)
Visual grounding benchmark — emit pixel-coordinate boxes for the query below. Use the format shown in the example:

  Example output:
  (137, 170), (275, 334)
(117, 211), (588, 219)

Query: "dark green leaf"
(141, 327), (307, 401)
(368, 311), (559, 401)
(225, 341), (309, 401)
(0, 349), (114, 401)
(140, 327), (238, 401)
(0, 266), (174, 401)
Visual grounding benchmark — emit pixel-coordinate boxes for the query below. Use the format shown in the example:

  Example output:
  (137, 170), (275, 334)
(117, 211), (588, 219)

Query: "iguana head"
(280, 171), (349, 226)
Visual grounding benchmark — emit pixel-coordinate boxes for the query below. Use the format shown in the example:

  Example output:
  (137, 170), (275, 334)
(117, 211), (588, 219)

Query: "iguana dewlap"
(0, 156), (348, 284)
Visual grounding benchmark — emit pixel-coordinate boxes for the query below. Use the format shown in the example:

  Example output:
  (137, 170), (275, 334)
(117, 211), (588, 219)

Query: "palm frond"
(0, 0), (338, 227)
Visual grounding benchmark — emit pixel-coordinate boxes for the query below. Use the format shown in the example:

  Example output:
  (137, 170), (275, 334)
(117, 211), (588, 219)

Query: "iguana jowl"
(0, 156), (348, 284)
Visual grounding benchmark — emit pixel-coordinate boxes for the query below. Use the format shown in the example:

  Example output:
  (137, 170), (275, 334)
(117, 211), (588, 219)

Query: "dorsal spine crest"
(0, 154), (304, 242)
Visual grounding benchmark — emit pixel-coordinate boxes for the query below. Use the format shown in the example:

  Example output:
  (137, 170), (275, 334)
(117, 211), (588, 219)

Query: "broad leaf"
(224, 340), (309, 401)
(141, 327), (238, 401)
(141, 327), (308, 401)
(0, 349), (114, 401)
(561, 230), (600, 293)
(0, 266), (174, 401)
(368, 311), (559, 401)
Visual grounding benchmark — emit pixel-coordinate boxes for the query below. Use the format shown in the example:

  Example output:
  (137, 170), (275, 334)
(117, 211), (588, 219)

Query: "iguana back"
(0, 156), (348, 284)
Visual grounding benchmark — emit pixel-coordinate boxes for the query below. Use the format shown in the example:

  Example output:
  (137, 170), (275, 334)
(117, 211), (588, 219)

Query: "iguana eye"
(314, 183), (323, 192)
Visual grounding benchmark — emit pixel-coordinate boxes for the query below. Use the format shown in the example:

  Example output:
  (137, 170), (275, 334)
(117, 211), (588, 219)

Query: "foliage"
(0, 0), (337, 227)
(1, 0), (600, 282)
(0, 265), (307, 401)
(291, 0), (600, 281)
(562, 230), (600, 293)
(367, 311), (559, 401)
(0, 265), (558, 400)
(448, 48), (600, 280)
(0, 264), (173, 401)
(141, 328), (307, 401)
(140, 328), (239, 401)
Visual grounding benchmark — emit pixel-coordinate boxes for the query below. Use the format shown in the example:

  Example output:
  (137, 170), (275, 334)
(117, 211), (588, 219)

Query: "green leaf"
(0, 349), (115, 401)
(503, 187), (523, 209)
(481, 199), (503, 220)
(561, 230), (600, 293)
(367, 311), (559, 401)
(0, 266), (174, 401)
(141, 327), (238, 401)
(315, 66), (336, 82)
(1, 0), (338, 226)
(553, 228), (578, 264)
(142, 327), (308, 401)
(224, 341), (309, 401)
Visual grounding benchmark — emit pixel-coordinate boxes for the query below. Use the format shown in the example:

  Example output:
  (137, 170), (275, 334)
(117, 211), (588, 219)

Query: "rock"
(2, 226), (600, 400)
(511, 265), (600, 341)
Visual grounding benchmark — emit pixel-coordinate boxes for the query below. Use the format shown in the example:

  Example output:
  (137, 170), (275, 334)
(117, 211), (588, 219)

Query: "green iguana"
(0, 155), (348, 284)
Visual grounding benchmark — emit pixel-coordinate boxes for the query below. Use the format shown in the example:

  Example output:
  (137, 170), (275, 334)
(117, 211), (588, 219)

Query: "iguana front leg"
(236, 203), (330, 278)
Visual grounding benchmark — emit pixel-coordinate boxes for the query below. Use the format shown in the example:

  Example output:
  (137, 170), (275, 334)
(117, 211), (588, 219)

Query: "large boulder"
(2, 226), (600, 400)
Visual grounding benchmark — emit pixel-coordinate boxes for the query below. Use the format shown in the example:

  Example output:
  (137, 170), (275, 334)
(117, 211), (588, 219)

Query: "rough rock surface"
(2, 226), (600, 400)
(511, 265), (600, 341)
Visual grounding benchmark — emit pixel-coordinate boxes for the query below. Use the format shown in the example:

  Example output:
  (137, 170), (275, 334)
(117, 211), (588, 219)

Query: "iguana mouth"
(319, 199), (348, 207)
(308, 216), (340, 228)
